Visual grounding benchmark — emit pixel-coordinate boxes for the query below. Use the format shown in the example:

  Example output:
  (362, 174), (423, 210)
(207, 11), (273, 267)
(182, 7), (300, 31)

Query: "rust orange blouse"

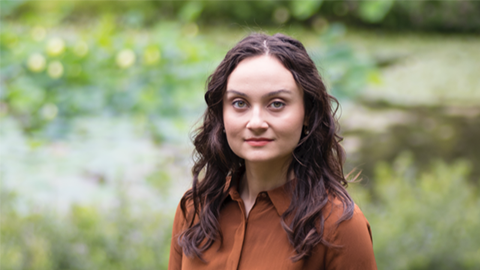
(169, 179), (377, 270)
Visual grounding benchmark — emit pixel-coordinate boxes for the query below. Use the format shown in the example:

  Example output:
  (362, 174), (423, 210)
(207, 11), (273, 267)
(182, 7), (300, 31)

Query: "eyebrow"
(226, 89), (292, 98)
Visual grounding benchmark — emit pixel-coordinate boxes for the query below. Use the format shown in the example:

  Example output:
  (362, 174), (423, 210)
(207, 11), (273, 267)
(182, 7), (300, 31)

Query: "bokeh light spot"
(312, 17), (329, 33)
(116, 49), (136, 69)
(46, 37), (65, 56)
(41, 103), (58, 120)
(27, 53), (46, 72)
(273, 7), (290, 24)
(183, 23), (198, 38)
(48, 61), (64, 79)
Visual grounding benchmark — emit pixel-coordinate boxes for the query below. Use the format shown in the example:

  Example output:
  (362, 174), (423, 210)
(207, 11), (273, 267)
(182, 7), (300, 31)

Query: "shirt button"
(260, 192), (267, 198)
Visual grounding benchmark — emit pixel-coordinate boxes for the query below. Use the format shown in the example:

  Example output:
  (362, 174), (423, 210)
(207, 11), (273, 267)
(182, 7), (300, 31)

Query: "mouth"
(245, 137), (273, 146)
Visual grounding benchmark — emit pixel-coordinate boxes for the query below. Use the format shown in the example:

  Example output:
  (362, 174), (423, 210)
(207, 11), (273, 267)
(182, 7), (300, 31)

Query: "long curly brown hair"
(178, 33), (354, 262)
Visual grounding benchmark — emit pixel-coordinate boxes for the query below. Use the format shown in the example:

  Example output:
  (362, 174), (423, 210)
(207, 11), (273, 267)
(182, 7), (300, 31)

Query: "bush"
(0, 189), (172, 270)
(351, 153), (480, 269)
(2, 1), (479, 32)
(0, 20), (218, 141)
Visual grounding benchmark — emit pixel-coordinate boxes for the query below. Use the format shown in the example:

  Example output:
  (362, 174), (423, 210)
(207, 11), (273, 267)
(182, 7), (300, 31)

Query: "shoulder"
(320, 197), (377, 269)
(323, 197), (372, 243)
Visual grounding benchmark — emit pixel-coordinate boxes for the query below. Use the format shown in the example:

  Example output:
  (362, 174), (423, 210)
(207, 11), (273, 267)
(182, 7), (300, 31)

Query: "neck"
(240, 157), (293, 202)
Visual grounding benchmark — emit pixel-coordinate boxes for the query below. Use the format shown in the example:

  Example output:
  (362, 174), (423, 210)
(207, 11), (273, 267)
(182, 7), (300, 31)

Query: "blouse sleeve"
(324, 204), (377, 270)
(168, 203), (184, 270)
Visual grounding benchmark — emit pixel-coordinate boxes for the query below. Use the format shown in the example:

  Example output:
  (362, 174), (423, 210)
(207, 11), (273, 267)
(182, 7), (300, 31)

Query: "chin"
(240, 153), (291, 164)
(244, 157), (273, 163)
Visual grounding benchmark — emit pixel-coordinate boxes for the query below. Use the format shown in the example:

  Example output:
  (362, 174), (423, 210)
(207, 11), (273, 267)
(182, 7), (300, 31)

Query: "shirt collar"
(226, 175), (293, 217)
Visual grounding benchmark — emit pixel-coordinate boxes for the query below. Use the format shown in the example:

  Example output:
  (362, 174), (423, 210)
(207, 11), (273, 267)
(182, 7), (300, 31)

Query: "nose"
(246, 106), (269, 131)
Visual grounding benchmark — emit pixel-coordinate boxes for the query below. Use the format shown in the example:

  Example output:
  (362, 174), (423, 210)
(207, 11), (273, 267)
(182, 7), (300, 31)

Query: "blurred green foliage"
(0, 20), (219, 141)
(353, 153), (480, 269)
(2, 1), (480, 32)
(0, 189), (171, 270)
(357, 0), (394, 23)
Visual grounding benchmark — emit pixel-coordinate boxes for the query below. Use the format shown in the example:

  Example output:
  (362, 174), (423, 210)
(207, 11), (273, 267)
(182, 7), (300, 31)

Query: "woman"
(169, 33), (377, 270)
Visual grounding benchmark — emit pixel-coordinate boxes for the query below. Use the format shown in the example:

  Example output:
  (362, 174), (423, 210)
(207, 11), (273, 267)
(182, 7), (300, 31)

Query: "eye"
(232, 100), (247, 108)
(270, 101), (285, 109)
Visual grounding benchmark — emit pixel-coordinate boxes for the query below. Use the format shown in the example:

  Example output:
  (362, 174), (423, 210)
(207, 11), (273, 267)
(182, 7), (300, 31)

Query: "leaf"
(358, 0), (394, 23)
(290, 0), (323, 21)
(178, 1), (204, 22)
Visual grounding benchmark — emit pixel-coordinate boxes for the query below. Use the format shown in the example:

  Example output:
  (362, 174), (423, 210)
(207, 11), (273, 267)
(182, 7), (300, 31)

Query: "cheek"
(223, 111), (236, 134)
(223, 110), (243, 147)
(280, 123), (303, 144)
(224, 128), (244, 158)
(280, 111), (305, 138)
(224, 123), (243, 141)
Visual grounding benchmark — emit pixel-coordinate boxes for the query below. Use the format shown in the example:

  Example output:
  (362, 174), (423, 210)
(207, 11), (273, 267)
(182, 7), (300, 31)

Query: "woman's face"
(223, 55), (306, 164)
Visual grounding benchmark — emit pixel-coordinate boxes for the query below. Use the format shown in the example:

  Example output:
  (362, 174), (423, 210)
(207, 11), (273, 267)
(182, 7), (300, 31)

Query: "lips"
(245, 137), (273, 146)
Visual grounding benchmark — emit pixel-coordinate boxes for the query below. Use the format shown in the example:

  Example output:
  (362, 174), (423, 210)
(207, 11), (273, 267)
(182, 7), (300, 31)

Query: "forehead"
(226, 55), (301, 97)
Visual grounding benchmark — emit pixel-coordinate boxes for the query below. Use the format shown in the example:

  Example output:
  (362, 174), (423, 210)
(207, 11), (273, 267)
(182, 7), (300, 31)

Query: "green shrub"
(351, 153), (480, 269)
(0, 189), (172, 270)
(2, 1), (479, 32)
(0, 20), (219, 141)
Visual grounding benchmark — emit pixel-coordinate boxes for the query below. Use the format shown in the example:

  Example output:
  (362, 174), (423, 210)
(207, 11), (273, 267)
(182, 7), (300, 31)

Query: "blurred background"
(1, 1), (479, 269)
